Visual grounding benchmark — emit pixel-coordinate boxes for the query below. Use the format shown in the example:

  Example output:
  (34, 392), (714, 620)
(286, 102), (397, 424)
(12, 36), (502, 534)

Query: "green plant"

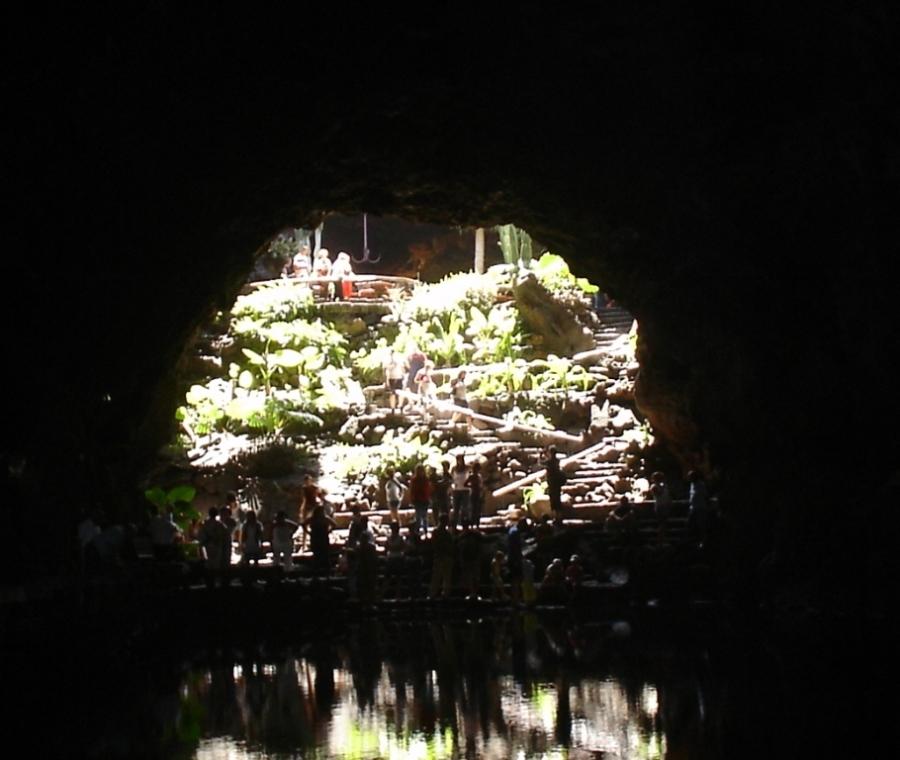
(349, 339), (395, 385)
(522, 481), (547, 511)
(532, 252), (599, 296)
(144, 483), (200, 531)
(496, 224), (536, 266)
(465, 304), (524, 362)
(503, 406), (553, 430)
(177, 380), (231, 435)
(231, 281), (315, 323)
(321, 431), (444, 483)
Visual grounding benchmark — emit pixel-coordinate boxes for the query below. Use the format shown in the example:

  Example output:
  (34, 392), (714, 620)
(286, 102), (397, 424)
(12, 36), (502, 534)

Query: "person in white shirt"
(385, 468), (407, 524)
(384, 351), (405, 410)
(451, 454), (470, 526)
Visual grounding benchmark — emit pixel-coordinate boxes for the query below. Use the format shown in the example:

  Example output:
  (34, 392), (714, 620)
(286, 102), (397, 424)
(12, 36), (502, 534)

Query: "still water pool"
(111, 615), (733, 759)
(10, 610), (872, 758)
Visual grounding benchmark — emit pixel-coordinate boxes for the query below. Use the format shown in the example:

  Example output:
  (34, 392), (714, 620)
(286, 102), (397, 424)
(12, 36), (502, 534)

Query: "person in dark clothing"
(543, 446), (565, 517)
(457, 522), (483, 599)
(507, 517), (528, 604)
(305, 506), (336, 577)
(429, 514), (455, 599)
(356, 532), (378, 606)
(430, 461), (452, 526)
(465, 460), (484, 526)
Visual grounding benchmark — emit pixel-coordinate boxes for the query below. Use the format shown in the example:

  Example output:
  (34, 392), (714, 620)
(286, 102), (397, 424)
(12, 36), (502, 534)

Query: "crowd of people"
(113, 459), (713, 604)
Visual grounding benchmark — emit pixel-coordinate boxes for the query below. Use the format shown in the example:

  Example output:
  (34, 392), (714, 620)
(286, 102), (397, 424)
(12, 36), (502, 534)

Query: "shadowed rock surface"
(4, 7), (898, 613)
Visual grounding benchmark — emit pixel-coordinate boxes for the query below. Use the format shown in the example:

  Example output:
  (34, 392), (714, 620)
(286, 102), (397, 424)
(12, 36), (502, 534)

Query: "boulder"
(513, 273), (594, 355)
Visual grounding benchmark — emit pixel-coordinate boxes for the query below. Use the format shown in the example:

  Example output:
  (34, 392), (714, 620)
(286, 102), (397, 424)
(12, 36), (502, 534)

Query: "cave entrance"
(142, 213), (665, 574)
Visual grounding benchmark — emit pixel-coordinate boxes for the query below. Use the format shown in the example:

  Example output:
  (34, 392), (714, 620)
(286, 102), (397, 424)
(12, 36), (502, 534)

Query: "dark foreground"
(1, 577), (889, 760)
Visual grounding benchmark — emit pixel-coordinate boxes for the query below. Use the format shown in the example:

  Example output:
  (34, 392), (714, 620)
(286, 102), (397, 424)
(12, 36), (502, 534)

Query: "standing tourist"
(458, 522), (483, 600)
(313, 248), (332, 298)
(415, 361), (436, 419)
(649, 471), (673, 545)
(450, 370), (470, 429)
(409, 464), (432, 533)
(688, 470), (712, 547)
(542, 445), (565, 519)
(239, 510), (264, 566)
(305, 506), (337, 577)
(384, 351), (405, 411)
(429, 462), (451, 527)
(383, 522), (407, 599)
(385, 468), (407, 524)
(299, 474), (320, 549)
(428, 514), (455, 600)
(148, 506), (182, 561)
(271, 510), (298, 571)
(451, 454), (470, 527)
(465, 460), (485, 526)
(405, 346), (427, 397)
(490, 550), (508, 601)
(198, 507), (231, 587)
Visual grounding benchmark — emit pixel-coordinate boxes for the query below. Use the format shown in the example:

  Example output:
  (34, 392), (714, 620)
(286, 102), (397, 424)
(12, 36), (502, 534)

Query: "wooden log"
(491, 439), (610, 498)
(397, 390), (582, 444)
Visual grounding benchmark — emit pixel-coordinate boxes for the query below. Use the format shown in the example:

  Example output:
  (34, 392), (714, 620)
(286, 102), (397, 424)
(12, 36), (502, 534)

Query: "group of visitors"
(603, 469), (714, 546)
(338, 511), (587, 606)
(381, 453), (484, 532)
(281, 246), (356, 299)
(382, 349), (468, 423)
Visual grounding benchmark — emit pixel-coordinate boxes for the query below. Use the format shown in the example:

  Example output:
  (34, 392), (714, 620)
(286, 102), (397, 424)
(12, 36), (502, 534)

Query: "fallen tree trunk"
(397, 390), (583, 444)
(491, 439), (610, 498)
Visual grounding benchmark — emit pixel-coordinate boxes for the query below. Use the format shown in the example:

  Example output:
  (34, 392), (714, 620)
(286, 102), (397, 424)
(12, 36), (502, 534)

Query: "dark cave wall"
(4, 6), (899, 594)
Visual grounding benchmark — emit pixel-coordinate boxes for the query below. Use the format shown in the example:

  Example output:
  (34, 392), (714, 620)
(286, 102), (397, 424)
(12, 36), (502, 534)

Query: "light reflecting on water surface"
(180, 618), (676, 759)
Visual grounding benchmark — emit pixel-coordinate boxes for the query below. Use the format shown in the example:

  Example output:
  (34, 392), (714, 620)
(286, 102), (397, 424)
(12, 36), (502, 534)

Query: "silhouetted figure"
(429, 514), (454, 599)
(688, 470), (712, 546)
(490, 550), (508, 601)
(149, 506), (182, 561)
(356, 532), (378, 605)
(305, 506), (336, 577)
(271, 510), (298, 570)
(650, 470), (673, 545)
(404, 522), (425, 597)
(240, 509), (264, 566)
(606, 496), (637, 540)
(565, 554), (585, 595)
(543, 445), (565, 518)
(465, 460), (484, 526)
(199, 507), (231, 587)
(458, 522), (483, 599)
(409, 464), (432, 533)
(384, 521), (407, 599)
(539, 558), (567, 604)
(507, 518), (527, 604)
(430, 461), (452, 525)
(299, 474), (320, 549)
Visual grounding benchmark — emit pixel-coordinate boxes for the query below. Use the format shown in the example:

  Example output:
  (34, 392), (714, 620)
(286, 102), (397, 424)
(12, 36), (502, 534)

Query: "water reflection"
(173, 617), (683, 759)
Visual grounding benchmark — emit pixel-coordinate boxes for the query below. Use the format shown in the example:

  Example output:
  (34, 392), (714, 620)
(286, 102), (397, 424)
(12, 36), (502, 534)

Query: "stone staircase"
(592, 305), (635, 351)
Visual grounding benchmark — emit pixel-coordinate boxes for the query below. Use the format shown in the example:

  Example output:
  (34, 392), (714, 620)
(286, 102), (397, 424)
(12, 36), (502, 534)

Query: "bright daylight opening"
(138, 212), (687, 588)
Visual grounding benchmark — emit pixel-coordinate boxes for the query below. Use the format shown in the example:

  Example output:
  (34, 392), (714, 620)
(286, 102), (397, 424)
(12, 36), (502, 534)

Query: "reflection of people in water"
(171, 617), (681, 760)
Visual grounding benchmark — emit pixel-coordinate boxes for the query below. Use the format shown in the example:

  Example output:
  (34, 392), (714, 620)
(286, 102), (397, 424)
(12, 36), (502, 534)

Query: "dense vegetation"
(172, 252), (604, 489)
